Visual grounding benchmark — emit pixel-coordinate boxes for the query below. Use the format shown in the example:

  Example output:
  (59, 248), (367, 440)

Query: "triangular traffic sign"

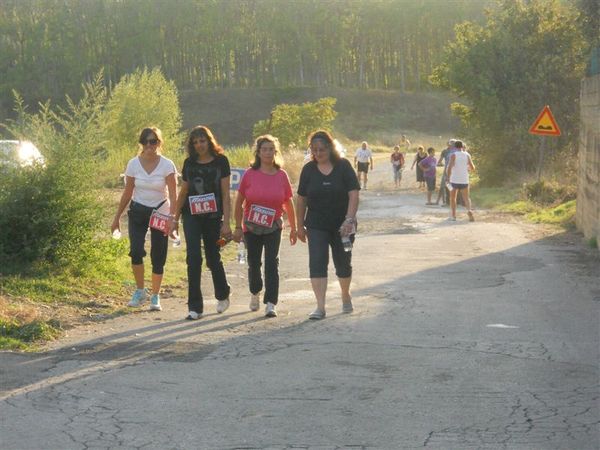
(529, 105), (561, 136)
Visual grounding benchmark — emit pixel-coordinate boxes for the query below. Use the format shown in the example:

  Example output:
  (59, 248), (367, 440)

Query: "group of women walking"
(112, 127), (360, 321)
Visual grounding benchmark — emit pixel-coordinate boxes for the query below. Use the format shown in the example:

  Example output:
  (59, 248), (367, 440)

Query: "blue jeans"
(244, 229), (282, 304)
(182, 214), (230, 313)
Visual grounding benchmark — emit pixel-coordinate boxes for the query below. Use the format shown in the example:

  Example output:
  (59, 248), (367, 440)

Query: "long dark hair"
(185, 125), (224, 159)
(308, 130), (341, 163)
(251, 134), (283, 170)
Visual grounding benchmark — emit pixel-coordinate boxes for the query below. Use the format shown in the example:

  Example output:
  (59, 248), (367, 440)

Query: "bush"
(253, 97), (337, 148)
(523, 180), (576, 205)
(0, 76), (108, 271)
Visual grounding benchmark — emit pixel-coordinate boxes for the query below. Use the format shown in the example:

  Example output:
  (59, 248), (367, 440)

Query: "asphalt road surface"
(1, 160), (599, 449)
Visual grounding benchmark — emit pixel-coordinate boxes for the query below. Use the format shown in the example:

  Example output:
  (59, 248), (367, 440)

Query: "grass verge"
(471, 186), (576, 228)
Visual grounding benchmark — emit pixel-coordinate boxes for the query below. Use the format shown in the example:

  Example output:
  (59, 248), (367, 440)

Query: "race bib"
(189, 193), (218, 215)
(149, 210), (170, 233)
(247, 204), (276, 228)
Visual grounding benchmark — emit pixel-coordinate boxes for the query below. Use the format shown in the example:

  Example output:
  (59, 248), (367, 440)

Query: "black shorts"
(451, 183), (469, 190)
(425, 177), (436, 192)
(357, 162), (369, 173)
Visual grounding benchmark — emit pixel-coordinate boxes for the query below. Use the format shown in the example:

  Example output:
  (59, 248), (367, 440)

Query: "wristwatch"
(344, 217), (355, 224)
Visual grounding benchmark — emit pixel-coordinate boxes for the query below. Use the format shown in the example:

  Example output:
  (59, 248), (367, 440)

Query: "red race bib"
(189, 193), (218, 215)
(149, 210), (170, 233)
(247, 204), (276, 228)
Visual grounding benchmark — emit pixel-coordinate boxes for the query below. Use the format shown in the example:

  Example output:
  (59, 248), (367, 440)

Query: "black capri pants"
(306, 228), (353, 278)
(127, 201), (169, 274)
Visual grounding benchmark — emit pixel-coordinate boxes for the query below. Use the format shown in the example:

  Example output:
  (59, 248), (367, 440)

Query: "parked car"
(0, 140), (45, 168)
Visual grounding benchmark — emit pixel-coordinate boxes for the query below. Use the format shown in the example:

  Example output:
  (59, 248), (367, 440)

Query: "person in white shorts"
(446, 140), (476, 222)
(354, 141), (373, 190)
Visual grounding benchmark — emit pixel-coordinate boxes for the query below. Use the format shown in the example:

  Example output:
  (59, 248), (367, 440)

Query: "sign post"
(528, 105), (561, 181)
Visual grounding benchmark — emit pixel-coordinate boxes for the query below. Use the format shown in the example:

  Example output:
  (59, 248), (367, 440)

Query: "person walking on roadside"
(435, 139), (456, 206)
(419, 147), (437, 205)
(398, 134), (411, 153)
(411, 146), (427, 189)
(390, 145), (405, 188)
(297, 130), (360, 320)
(354, 141), (373, 190)
(169, 126), (232, 320)
(111, 127), (177, 312)
(447, 140), (476, 222)
(233, 135), (297, 318)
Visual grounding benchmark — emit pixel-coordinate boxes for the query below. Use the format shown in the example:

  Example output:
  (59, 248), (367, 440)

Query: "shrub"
(0, 76), (108, 270)
(523, 180), (576, 205)
(253, 97), (337, 148)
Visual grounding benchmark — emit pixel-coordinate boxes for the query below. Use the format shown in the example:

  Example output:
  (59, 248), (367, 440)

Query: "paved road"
(1, 162), (599, 449)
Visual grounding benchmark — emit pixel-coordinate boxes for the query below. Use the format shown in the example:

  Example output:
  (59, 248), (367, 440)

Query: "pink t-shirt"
(238, 168), (293, 232)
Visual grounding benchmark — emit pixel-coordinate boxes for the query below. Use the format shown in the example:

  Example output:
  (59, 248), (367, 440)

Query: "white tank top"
(450, 151), (470, 184)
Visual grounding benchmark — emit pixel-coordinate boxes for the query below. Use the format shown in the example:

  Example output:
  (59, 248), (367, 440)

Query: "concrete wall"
(576, 74), (600, 248)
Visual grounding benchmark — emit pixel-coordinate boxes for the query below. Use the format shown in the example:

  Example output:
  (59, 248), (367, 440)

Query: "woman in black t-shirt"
(296, 130), (360, 320)
(170, 126), (232, 320)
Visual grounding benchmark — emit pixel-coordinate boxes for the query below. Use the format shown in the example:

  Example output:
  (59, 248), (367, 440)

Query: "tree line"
(0, 0), (489, 112)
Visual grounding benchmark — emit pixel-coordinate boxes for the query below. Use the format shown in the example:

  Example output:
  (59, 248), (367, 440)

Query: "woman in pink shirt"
(233, 135), (297, 317)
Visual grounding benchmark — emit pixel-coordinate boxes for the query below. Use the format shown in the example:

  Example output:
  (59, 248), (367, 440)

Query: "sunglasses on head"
(143, 138), (159, 145)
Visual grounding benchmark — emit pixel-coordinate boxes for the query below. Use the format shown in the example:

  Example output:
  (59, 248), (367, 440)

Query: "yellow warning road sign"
(529, 105), (561, 136)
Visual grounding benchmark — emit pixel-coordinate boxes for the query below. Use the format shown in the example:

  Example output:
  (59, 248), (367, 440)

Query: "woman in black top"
(411, 145), (427, 189)
(170, 126), (232, 320)
(296, 130), (360, 320)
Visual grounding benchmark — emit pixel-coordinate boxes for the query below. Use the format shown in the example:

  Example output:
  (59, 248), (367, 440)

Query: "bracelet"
(344, 217), (355, 224)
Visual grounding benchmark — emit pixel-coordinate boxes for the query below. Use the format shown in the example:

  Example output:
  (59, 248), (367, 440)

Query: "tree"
(102, 67), (183, 179)
(430, 0), (587, 184)
(253, 97), (337, 148)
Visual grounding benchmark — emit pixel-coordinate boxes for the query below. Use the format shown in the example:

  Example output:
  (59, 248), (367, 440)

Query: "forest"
(0, 0), (491, 113)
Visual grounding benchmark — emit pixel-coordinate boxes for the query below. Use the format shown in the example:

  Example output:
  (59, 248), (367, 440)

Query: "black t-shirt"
(297, 158), (360, 231)
(181, 154), (231, 218)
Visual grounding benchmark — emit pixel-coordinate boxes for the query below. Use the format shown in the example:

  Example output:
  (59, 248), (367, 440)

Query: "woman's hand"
(220, 222), (232, 239)
(168, 217), (179, 235)
(297, 227), (307, 243)
(232, 227), (243, 243)
(110, 217), (120, 234)
(289, 229), (298, 245)
(339, 218), (356, 237)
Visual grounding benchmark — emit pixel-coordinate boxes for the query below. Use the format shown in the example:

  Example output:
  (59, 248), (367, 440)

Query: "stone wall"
(576, 74), (600, 248)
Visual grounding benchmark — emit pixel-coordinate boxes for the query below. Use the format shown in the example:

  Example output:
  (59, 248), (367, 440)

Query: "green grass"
(526, 200), (576, 227)
(471, 186), (576, 227)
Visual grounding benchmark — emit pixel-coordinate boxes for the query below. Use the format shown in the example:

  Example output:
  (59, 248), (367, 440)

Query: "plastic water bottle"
(341, 234), (353, 252)
(171, 232), (181, 248)
(112, 229), (121, 240)
(237, 242), (246, 264)
(446, 182), (454, 192)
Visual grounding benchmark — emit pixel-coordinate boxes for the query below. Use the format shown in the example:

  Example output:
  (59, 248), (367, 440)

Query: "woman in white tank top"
(447, 140), (476, 222)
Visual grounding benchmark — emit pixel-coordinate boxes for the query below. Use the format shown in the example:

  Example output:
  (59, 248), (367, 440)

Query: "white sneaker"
(265, 302), (277, 317)
(186, 311), (201, 320)
(217, 298), (230, 313)
(249, 293), (260, 311)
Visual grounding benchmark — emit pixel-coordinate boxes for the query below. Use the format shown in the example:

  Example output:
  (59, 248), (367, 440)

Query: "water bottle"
(112, 229), (122, 240)
(446, 182), (454, 192)
(341, 234), (353, 252)
(237, 242), (246, 264)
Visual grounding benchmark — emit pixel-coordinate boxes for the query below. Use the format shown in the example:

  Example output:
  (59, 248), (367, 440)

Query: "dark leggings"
(306, 228), (353, 278)
(244, 229), (282, 304)
(127, 202), (168, 274)
(182, 214), (230, 314)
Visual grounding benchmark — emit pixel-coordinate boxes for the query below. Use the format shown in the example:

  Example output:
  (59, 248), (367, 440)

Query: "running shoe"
(128, 288), (148, 307)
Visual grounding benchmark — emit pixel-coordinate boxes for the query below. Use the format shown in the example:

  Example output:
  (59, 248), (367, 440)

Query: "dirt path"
(1, 153), (598, 449)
